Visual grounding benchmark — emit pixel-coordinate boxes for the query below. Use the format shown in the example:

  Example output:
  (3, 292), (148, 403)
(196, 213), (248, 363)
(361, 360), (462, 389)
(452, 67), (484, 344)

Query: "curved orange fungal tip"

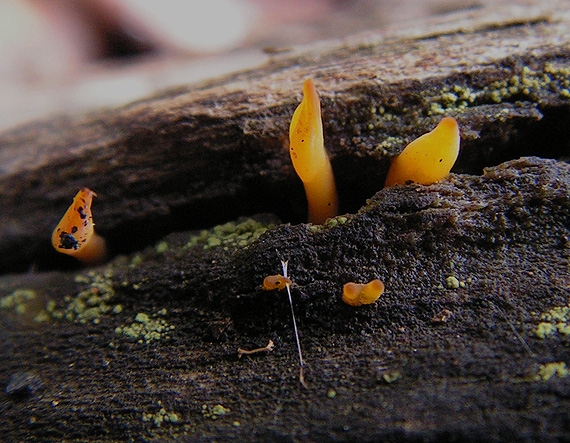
(289, 78), (338, 224)
(384, 116), (460, 187)
(51, 188), (107, 265)
(342, 279), (385, 306)
(262, 274), (292, 291)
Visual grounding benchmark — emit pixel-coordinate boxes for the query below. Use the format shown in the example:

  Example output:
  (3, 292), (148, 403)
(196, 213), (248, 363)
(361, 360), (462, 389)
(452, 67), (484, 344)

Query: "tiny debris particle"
(237, 340), (275, 358)
(382, 370), (402, 384)
(431, 309), (453, 324)
(5, 372), (42, 396)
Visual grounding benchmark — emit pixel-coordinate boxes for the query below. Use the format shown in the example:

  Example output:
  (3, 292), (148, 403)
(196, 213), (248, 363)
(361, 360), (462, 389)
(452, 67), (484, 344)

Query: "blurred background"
(0, 0), (522, 132)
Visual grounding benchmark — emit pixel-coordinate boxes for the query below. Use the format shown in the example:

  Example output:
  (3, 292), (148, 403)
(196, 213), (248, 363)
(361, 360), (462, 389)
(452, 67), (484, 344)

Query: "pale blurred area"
(0, 0), (504, 131)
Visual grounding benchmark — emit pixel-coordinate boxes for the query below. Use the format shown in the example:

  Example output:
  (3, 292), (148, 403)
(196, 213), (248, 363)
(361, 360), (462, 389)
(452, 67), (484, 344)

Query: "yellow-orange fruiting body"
(384, 116), (460, 187)
(262, 274), (292, 291)
(289, 78), (338, 224)
(52, 188), (107, 265)
(342, 279), (385, 306)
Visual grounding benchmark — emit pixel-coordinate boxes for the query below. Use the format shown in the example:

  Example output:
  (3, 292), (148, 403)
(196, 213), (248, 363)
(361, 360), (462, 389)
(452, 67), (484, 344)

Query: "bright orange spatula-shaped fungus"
(384, 116), (460, 187)
(289, 78), (339, 224)
(52, 188), (107, 265)
(342, 279), (385, 306)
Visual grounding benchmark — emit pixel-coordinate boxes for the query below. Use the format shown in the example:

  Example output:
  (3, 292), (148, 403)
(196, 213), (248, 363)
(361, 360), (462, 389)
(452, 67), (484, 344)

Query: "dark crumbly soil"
(1, 157), (569, 442)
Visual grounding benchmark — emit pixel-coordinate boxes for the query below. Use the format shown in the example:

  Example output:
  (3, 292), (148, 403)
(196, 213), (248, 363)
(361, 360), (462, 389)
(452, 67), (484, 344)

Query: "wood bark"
(1, 2), (570, 442)
(1, 1), (570, 272)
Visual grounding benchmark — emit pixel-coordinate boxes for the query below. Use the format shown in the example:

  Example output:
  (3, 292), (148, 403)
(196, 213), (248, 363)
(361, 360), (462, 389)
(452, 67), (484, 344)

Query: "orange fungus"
(262, 274), (292, 291)
(384, 116), (460, 187)
(289, 78), (338, 224)
(342, 279), (385, 306)
(52, 188), (107, 265)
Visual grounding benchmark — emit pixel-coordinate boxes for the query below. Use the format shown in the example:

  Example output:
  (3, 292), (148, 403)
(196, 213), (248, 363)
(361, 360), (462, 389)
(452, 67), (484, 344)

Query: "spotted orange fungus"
(52, 188), (107, 265)
(342, 279), (385, 306)
(262, 274), (292, 291)
(289, 78), (338, 224)
(384, 116), (460, 187)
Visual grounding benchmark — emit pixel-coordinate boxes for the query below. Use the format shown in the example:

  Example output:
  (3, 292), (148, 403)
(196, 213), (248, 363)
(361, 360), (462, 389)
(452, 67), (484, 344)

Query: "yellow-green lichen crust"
(185, 218), (276, 251)
(115, 310), (175, 344)
(535, 362), (569, 381)
(46, 267), (122, 325)
(423, 64), (570, 117)
(535, 304), (570, 339)
(0, 288), (37, 315)
(142, 401), (180, 427)
(201, 404), (230, 420)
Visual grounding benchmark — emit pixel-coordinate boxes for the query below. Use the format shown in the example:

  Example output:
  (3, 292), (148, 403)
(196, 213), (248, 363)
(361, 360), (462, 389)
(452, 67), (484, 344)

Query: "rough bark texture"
(1, 156), (569, 442)
(1, 2), (570, 442)
(2, 1), (570, 272)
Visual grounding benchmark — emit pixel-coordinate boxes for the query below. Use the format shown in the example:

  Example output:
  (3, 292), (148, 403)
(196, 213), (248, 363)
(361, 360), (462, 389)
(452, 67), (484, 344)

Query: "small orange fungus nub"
(262, 274), (292, 291)
(342, 279), (385, 306)
(51, 188), (107, 265)
(289, 78), (338, 224)
(384, 116), (460, 187)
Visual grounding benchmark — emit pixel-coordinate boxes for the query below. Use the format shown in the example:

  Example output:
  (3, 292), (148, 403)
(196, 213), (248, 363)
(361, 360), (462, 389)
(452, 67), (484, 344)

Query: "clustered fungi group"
(50, 79), (463, 387)
(287, 77), (460, 305)
(52, 79), (461, 309)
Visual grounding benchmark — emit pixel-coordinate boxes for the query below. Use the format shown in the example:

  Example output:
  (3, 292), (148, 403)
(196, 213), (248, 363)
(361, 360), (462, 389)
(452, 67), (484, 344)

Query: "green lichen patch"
(443, 275), (468, 290)
(534, 304), (570, 339)
(155, 241), (169, 254)
(535, 362), (569, 382)
(374, 136), (405, 155)
(0, 288), (49, 323)
(46, 267), (121, 325)
(423, 64), (570, 117)
(324, 215), (349, 229)
(142, 402), (180, 427)
(445, 276), (460, 289)
(184, 218), (276, 251)
(115, 310), (175, 344)
(201, 404), (230, 420)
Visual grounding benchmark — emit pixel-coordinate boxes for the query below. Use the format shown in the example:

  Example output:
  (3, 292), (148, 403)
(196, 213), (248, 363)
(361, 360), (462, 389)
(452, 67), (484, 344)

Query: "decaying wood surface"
(1, 1), (570, 272)
(1, 2), (570, 442)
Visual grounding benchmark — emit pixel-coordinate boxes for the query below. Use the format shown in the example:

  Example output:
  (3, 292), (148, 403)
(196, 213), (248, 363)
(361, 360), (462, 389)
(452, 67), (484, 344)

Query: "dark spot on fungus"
(58, 232), (79, 250)
(262, 274), (292, 290)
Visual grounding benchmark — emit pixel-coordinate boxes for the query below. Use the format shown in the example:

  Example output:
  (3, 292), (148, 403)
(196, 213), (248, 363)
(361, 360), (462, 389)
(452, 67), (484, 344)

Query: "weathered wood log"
(1, 2), (570, 442)
(1, 156), (569, 441)
(1, 1), (570, 272)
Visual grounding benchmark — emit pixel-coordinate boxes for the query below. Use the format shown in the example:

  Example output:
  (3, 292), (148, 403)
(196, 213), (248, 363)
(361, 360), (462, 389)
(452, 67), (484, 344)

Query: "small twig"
(237, 340), (275, 359)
